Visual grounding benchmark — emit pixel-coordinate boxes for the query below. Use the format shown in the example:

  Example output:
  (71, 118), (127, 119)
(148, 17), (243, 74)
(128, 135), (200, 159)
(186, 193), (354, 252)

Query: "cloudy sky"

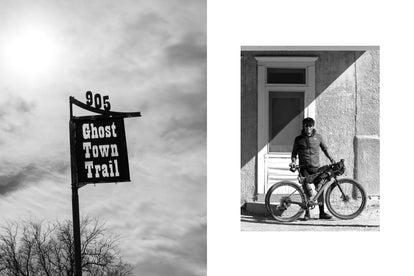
(0, 0), (206, 275)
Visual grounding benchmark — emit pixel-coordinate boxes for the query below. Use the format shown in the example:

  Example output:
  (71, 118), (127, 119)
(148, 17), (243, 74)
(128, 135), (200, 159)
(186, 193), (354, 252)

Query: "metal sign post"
(69, 92), (141, 276)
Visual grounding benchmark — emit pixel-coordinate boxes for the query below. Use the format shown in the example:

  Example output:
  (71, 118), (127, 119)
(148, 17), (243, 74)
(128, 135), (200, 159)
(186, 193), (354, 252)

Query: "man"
(290, 117), (334, 220)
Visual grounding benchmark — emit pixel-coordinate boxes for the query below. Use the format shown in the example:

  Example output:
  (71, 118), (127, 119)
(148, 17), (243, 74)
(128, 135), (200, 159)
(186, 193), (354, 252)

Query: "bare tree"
(0, 218), (133, 276)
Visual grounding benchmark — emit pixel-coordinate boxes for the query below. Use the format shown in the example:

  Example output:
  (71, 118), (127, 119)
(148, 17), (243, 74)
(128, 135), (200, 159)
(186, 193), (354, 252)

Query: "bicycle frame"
(301, 177), (340, 208)
(280, 160), (348, 209)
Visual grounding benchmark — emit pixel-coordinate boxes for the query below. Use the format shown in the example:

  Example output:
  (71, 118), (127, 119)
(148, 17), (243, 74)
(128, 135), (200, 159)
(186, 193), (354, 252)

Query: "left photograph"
(0, 1), (206, 275)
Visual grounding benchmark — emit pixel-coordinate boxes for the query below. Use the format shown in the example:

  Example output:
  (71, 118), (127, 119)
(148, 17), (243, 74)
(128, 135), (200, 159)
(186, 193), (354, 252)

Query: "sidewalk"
(241, 198), (380, 231)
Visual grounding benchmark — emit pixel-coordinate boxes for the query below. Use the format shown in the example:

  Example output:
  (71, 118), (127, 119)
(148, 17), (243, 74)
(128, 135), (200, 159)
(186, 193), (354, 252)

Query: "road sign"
(73, 116), (130, 184)
(69, 93), (141, 276)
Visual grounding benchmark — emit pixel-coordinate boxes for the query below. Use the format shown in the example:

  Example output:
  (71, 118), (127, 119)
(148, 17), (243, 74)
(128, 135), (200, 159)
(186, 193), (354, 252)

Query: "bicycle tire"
(325, 178), (367, 220)
(265, 181), (306, 222)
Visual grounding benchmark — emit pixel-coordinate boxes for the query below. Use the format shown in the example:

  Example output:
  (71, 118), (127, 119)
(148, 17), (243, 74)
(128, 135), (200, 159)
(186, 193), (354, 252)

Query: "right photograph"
(240, 46), (380, 231)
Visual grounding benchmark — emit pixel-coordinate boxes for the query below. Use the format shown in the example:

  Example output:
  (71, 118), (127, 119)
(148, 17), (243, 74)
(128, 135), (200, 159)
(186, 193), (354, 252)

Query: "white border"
(208, 1), (411, 276)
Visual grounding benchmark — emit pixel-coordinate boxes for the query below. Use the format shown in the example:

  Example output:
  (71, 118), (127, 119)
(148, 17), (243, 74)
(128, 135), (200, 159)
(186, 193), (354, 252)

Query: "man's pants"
(300, 167), (322, 198)
(300, 167), (327, 214)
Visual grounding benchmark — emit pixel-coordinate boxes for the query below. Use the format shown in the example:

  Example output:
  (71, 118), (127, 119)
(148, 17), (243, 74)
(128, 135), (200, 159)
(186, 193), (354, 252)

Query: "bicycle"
(264, 159), (367, 222)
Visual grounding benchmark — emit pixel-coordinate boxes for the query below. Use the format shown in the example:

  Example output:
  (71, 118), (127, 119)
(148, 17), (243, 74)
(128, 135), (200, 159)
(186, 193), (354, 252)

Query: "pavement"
(241, 198), (380, 231)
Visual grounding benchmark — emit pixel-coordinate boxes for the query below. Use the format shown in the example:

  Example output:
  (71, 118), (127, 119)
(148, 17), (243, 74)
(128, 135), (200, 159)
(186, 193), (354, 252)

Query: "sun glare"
(4, 27), (58, 78)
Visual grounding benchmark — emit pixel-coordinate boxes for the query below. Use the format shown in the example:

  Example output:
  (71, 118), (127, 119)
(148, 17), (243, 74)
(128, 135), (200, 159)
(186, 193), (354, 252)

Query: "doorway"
(256, 56), (317, 194)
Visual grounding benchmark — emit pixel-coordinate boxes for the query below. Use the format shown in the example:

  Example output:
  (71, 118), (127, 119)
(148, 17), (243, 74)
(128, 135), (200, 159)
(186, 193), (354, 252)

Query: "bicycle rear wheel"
(265, 181), (306, 222)
(326, 178), (367, 220)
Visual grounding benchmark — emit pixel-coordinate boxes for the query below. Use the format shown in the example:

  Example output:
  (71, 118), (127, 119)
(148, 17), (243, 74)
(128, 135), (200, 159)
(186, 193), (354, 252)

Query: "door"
(269, 92), (304, 153)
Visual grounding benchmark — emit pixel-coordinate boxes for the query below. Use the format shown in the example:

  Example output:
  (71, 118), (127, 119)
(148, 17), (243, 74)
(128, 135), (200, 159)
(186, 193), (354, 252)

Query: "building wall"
(241, 50), (380, 204)
(354, 50), (380, 195)
(316, 52), (359, 182)
(240, 54), (258, 204)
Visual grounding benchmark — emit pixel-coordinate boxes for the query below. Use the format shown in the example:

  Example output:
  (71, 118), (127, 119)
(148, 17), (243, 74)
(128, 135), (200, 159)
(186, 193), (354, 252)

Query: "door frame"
(256, 56), (318, 194)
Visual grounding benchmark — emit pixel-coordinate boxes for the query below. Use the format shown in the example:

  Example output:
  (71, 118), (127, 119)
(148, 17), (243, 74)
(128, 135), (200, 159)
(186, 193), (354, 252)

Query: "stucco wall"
(316, 52), (359, 180)
(241, 54), (257, 204)
(317, 50), (380, 195)
(316, 50), (380, 195)
(241, 49), (380, 204)
(354, 50), (380, 195)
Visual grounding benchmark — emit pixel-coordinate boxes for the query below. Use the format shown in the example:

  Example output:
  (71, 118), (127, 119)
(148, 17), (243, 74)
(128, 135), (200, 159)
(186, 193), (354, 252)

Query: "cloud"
(159, 91), (206, 150)
(0, 161), (69, 196)
(0, 94), (36, 135)
(130, 215), (206, 276)
(0, 167), (30, 195)
(164, 32), (206, 67)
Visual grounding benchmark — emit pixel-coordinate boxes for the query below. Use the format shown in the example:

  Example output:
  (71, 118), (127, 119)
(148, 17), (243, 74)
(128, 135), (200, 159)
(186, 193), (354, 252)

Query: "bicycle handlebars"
(289, 164), (302, 172)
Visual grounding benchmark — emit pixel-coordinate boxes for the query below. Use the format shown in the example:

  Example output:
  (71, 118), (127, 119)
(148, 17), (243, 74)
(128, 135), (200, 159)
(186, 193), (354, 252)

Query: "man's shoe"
(319, 212), (332, 220)
(304, 211), (310, 221)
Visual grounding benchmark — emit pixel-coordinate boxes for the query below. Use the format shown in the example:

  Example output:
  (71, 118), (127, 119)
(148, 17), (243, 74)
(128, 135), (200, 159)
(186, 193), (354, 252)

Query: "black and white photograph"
(240, 47), (380, 231)
(0, 0), (206, 275)
(1, 0), (414, 275)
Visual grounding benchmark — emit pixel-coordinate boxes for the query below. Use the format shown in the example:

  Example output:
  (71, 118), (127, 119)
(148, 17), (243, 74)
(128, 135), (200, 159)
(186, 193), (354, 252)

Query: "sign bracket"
(70, 96), (141, 118)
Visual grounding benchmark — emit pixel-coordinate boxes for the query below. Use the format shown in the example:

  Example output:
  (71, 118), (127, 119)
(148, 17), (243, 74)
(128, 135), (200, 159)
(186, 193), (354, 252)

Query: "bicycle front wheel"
(265, 181), (306, 222)
(326, 178), (367, 220)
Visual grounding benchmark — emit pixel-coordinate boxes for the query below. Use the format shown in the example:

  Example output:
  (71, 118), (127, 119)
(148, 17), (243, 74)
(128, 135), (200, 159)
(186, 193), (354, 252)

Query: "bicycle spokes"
(326, 179), (366, 219)
(265, 181), (306, 222)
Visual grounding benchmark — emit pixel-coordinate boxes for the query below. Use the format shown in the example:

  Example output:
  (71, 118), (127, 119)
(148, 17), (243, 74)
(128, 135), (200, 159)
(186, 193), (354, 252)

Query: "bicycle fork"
(331, 178), (351, 202)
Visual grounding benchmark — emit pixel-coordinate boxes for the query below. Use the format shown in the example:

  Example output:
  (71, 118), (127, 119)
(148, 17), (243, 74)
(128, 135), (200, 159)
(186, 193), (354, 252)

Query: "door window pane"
(269, 92), (304, 152)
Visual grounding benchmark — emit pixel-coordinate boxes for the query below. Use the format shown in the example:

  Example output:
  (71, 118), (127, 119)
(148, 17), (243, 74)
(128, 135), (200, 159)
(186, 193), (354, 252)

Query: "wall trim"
(255, 56), (318, 67)
(243, 46), (379, 51)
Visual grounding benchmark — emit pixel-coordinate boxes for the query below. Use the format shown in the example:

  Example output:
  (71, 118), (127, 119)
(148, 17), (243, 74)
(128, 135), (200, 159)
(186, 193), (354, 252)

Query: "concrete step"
(244, 201), (268, 215)
(244, 201), (319, 217)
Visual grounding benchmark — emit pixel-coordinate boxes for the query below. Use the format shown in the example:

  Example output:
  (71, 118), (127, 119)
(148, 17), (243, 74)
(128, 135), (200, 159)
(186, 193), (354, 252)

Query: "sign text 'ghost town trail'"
(73, 116), (130, 184)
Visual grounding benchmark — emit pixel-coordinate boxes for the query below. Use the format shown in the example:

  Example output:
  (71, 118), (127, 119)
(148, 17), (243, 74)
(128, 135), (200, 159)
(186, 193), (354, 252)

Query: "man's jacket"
(291, 129), (329, 169)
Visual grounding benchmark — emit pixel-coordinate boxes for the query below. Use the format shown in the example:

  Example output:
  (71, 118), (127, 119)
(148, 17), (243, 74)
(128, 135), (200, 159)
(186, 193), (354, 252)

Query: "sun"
(4, 27), (58, 78)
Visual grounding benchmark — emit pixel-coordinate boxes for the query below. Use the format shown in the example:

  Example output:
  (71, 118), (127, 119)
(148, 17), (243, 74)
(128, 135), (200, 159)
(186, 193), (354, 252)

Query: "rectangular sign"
(72, 116), (130, 184)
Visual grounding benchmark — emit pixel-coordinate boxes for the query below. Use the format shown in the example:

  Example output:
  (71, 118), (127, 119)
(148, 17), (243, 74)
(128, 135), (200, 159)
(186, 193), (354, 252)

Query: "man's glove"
(289, 162), (296, 172)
